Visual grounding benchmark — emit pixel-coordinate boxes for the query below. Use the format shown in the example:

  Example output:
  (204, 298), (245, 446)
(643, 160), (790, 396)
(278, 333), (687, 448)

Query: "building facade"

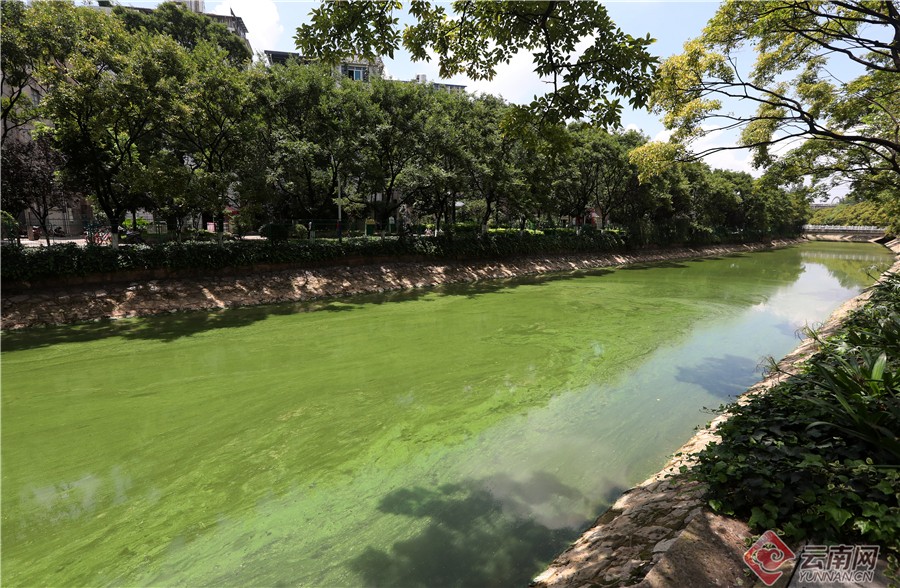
(264, 50), (385, 82)
(263, 51), (467, 94)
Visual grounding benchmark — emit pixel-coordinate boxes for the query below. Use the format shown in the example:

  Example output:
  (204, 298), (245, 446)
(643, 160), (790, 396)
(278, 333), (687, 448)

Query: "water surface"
(1, 241), (893, 587)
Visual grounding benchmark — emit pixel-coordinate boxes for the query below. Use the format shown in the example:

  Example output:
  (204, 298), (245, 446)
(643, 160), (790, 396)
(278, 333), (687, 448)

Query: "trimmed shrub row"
(0, 228), (794, 284)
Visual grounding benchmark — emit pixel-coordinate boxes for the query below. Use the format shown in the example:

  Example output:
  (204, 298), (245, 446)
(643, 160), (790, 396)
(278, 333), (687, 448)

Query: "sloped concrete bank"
(530, 238), (900, 588)
(1, 239), (803, 330)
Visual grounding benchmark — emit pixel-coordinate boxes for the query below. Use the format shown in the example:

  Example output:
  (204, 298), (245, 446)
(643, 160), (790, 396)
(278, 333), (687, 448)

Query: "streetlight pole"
(333, 154), (343, 243)
(337, 170), (343, 243)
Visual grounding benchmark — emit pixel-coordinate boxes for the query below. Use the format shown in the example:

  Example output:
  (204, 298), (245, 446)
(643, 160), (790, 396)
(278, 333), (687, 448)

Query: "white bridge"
(802, 224), (887, 242)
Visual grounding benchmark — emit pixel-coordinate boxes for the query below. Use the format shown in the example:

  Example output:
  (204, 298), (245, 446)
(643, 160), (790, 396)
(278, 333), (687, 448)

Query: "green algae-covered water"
(1, 241), (894, 587)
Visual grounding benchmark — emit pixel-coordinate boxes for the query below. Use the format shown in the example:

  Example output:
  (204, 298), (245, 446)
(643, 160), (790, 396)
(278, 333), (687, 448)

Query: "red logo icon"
(744, 530), (796, 586)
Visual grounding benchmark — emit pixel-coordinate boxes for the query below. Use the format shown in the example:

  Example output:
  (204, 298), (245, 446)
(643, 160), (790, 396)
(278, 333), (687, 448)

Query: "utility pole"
(337, 170), (343, 243)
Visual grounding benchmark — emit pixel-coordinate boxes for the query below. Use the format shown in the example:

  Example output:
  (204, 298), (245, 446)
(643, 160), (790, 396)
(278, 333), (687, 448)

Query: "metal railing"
(802, 225), (886, 233)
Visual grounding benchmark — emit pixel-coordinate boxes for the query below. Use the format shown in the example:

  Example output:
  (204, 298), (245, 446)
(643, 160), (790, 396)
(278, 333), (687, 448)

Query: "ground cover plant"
(690, 270), (900, 558)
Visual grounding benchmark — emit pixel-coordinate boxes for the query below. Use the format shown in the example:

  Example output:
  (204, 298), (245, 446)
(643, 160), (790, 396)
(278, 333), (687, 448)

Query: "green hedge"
(1, 226), (801, 283)
(1, 232), (626, 283)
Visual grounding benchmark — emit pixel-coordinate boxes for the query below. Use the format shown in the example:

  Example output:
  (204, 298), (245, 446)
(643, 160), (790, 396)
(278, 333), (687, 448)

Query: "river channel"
(1, 241), (894, 587)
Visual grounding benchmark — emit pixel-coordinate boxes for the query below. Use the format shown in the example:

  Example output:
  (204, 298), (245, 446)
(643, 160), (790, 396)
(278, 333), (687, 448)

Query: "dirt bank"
(1, 239), (803, 330)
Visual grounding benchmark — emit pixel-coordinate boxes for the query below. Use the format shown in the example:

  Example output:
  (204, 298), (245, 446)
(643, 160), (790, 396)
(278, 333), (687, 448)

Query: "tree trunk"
(481, 200), (492, 235)
(38, 212), (51, 246)
(450, 196), (456, 234)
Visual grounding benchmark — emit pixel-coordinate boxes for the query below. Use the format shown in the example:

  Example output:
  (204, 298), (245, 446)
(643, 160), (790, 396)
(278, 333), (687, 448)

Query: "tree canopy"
(113, 1), (251, 66)
(294, 1), (659, 129)
(651, 1), (900, 202)
(1, 0), (814, 246)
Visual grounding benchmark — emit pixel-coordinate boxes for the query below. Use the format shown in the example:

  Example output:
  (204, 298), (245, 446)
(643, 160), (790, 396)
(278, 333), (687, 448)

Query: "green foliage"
(692, 273), (900, 552)
(295, 1), (659, 129)
(810, 201), (891, 229)
(2, 232), (630, 283)
(123, 218), (150, 229)
(113, 1), (251, 65)
(652, 1), (900, 211)
(42, 20), (188, 228)
(1, 0), (113, 144)
(6, 1), (809, 250)
(1, 210), (19, 228)
(181, 228), (225, 242)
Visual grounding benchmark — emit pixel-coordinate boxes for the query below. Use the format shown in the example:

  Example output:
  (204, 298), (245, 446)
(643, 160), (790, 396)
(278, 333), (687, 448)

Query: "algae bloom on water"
(0, 241), (893, 587)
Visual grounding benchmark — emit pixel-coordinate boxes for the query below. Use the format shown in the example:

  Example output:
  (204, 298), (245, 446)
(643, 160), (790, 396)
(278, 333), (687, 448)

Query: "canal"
(1, 241), (894, 587)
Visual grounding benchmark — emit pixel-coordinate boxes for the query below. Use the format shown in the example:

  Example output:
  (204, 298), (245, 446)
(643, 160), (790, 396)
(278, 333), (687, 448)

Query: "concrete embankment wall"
(529, 237), (900, 588)
(1, 239), (803, 331)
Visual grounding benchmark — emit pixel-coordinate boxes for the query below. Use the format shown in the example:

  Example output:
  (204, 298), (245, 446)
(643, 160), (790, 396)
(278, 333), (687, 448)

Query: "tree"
(588, 127), (647, 228)
(43, 22), (189, 246)
(294, 1), (658, 129)
(454, 94), (524, 229)
(113, 1), (252, 66)
(250, 60), (335, 219)
(810, 198), (892, 227)
(167, 42), (257, 239)
(1, 1), (116, 145)
(316, 76), (376, 230)
(357, 78), (432, 225)
(652, 1), (900, 195)
(397, 89), (469, 233)
(0, 135), (73, 245)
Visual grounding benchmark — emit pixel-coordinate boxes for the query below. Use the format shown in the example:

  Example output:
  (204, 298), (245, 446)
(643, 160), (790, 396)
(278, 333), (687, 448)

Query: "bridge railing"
(802, 224), (886, 233)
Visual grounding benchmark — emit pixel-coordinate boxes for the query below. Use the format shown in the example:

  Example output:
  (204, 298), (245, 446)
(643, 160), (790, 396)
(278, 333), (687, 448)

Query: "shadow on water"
(617, 252), (755, 272)
(1, 270), (615, 351)
(675, 354), (760, 399)
(437, 269), (614, 300)
(348, 472), (608, 588)
(773, 321), (803, 339)
(618, 261), (690, 270)
(2, 303), (302, 351)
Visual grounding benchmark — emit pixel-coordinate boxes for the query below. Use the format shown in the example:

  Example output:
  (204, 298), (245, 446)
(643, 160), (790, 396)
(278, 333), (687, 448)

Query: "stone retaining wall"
(529, 238), (900, 588)
(1, 239), (803, 331)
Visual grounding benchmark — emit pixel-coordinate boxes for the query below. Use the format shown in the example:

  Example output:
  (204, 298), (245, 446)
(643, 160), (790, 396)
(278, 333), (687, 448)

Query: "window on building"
(31, 88), (42, 107)
(348, 66), (367, 81)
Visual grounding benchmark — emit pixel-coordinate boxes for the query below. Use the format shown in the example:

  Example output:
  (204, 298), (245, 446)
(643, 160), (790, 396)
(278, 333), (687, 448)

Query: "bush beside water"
(690, 270), (900, 554)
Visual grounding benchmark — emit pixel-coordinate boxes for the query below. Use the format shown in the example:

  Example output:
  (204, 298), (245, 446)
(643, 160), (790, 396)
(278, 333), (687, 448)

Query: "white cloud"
(672, 125), (756, 176)
(624, 123), (641, 133)
(654, 129), (674, 143)
(652, 126), (755, 175)
(210, 0), (283, 58)
(465, 49), (546, 104)
(465, 35), (595, 105)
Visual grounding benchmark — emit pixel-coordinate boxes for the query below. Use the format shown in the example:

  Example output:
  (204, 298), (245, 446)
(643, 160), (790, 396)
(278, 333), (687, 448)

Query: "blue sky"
(110, 1), (768, 179)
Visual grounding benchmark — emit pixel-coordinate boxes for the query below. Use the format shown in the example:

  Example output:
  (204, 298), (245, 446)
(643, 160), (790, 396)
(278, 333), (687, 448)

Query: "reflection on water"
(675, 354), (760, 399)
(1, 242), (894, 587)
(351, 475), (583, 588)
